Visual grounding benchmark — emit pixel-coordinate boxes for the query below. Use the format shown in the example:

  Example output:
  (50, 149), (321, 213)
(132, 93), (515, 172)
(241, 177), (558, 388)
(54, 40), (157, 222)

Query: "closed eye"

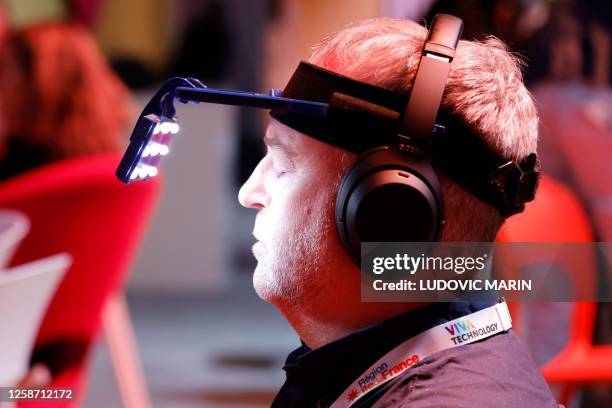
(269, 147), (295, 178)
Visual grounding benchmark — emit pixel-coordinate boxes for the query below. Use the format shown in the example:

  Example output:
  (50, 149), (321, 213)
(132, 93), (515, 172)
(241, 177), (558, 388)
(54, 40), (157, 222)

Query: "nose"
(238, 160), (267, 210)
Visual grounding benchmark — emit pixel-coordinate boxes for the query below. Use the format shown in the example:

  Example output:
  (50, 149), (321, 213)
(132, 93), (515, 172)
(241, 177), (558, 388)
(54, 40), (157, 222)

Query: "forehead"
(264, 119), (354, 175)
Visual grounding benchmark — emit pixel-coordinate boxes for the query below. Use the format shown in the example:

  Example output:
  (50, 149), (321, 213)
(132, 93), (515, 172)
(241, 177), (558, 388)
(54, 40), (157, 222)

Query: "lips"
(252, 241), (263, 258)
(252, 228), (260, 240)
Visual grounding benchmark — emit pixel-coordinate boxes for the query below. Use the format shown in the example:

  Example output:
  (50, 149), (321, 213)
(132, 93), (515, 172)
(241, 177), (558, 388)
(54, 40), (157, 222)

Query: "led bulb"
(132, 163), (159, 180)
(152, 119), (179, 135)
(159, 122), (173, 134)
(137, 167), (148, 179)
(150, 143), (159, 156)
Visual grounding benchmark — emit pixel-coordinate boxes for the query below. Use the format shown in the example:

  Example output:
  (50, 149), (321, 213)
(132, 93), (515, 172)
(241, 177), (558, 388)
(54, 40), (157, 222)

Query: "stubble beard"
(253, 206), (339, 310)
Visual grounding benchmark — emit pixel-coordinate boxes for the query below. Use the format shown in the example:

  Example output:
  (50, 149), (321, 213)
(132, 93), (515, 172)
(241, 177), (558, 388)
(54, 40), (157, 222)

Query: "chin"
(252, 263), (277, 302)
(252, 262), (296, 307)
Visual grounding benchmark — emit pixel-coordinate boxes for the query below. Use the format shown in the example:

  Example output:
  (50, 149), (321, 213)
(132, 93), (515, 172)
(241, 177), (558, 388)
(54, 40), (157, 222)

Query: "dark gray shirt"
(272, 302), (560, 407)
(372, 330), (561, 407)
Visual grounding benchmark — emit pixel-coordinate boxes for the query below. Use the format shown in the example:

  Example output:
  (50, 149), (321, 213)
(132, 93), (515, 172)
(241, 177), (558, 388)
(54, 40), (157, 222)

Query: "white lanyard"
(331, 301), (513, 408)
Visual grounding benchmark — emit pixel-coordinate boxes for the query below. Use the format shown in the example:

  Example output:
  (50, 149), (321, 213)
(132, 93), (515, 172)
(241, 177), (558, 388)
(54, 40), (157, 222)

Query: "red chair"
(496, 175), (611, 405)
(0, 154), (161, 407)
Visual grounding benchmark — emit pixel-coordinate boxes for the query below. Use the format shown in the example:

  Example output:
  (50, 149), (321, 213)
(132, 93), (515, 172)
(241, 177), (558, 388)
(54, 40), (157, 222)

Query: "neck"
(278, 276), (427, 349)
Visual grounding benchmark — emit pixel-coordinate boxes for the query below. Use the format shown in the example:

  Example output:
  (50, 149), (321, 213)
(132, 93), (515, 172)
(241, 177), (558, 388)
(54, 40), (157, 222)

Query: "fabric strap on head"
(270, 62), (539, 217)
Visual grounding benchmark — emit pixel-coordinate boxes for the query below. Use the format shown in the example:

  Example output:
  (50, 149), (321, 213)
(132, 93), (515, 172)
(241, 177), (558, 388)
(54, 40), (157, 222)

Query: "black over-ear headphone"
(335, 14), (464, 264)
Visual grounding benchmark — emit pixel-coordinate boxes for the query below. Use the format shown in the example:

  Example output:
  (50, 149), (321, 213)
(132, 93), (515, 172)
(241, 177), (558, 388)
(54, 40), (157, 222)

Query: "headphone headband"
(424, 14), (463, 57)
(399, 14), (463, 151)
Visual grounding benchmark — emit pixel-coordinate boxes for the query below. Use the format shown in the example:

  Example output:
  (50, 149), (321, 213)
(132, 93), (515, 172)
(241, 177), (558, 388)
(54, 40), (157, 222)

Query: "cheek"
(259, 147), (343, 235)
(264, 174), (333, 239)
(289, 176), (337, 235)
(267, 185), (311, 235)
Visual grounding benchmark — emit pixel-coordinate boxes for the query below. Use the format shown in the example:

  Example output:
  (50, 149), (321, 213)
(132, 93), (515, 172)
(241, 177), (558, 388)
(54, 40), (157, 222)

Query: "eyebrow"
(263, 128), (297, 159)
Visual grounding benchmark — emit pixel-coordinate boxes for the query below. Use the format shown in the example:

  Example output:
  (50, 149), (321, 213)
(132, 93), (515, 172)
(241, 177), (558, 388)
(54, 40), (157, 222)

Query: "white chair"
(0, 209), (30, 270)
(0, 253), (71, 386)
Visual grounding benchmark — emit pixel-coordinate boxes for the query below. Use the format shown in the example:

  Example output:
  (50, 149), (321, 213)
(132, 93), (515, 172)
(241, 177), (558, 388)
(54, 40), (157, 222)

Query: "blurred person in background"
(526, 0), (611, 237)
(0, 21), (132, 180)
(0, 11), (134, 388)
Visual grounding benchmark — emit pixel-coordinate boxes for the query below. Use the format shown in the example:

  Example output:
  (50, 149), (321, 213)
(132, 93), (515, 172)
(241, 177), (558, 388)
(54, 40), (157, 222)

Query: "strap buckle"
(490, 153), (540, 216)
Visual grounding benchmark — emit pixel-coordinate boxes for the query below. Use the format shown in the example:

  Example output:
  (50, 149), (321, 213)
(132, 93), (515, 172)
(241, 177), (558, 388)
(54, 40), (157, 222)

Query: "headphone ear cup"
(336, 147), (443, 264)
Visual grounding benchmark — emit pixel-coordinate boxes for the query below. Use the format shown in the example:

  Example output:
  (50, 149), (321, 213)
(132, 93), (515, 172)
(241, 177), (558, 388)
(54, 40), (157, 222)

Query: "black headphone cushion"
(336, 147), (443, 263)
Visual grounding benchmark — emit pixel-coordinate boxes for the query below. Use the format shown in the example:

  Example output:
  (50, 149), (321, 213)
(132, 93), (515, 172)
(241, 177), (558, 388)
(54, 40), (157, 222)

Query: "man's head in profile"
(239, 17), (537, 348)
